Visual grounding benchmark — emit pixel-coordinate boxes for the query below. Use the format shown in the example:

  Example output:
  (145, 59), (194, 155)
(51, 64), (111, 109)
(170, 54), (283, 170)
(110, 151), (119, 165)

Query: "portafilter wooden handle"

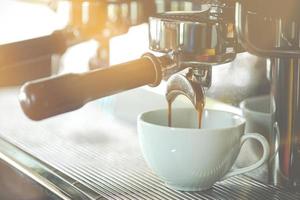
(19, 53), (162, 120)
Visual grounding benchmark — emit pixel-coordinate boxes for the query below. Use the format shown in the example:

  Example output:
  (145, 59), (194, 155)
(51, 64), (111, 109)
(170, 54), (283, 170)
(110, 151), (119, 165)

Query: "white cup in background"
(238, 95), (273, 167)
(138, 108), (270, 191)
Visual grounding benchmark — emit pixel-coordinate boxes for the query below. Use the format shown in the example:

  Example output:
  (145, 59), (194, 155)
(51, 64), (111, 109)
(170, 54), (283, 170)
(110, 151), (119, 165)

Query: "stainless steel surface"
(1, 87), (300, 199)
(270, 58), (300, 188)
(0, 138), (93, 200)
(235, 2), (300, 58)
(0, 154), (62, 200)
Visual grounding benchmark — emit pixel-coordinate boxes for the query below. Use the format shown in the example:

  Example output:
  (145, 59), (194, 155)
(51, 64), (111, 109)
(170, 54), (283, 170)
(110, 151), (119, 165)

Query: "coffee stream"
(167, 99), (205, 129)
(167, 101), (172, 127)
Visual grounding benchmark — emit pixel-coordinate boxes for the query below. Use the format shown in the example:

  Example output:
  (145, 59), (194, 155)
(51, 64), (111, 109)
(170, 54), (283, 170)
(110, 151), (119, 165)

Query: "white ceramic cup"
(240, 95), (272, 137)
(137, 108), (270, 191)
(238, 95), (273, 165)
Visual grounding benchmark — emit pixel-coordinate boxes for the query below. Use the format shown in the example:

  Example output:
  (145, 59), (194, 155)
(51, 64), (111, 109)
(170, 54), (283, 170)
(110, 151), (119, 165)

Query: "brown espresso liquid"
(167, 100), (205, 129)
(168, 101), (172, 127)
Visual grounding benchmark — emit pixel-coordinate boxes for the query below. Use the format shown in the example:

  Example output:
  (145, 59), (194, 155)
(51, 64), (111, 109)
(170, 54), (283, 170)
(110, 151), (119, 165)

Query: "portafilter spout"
(166, 67), (208, 128)
(166, 68), (207, 109)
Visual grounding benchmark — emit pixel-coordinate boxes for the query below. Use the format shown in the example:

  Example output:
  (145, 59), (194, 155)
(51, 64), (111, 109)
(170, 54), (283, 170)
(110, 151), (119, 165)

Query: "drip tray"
(0, 87), (299, 200)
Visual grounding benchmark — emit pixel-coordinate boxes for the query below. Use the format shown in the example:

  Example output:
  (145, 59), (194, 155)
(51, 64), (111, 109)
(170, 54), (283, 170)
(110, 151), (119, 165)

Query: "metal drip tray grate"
(0, 88), (299, 199)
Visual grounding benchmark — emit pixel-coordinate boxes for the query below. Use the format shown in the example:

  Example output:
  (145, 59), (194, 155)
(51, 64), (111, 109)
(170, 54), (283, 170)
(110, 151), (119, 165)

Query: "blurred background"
(0, 0), (149, 74)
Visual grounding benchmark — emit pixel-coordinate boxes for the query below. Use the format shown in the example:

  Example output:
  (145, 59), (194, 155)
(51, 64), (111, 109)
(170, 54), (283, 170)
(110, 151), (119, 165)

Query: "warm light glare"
(60, 40), (99, 74)
(82, 2), (90, 25)
(0, 0), (69, 44)
(0, 1), (149, 75)
(60, 23), (149, 74)
(110, 24), (149, 65)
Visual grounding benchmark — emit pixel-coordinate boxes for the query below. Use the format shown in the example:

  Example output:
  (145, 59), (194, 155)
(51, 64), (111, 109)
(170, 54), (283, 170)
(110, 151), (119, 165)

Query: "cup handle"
(220, 133), (270, 181)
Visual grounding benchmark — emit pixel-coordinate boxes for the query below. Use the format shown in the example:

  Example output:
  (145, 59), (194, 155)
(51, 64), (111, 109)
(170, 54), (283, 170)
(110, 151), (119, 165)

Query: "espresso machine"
(235, 0), (300, 188)
(0, 0), (299, 199)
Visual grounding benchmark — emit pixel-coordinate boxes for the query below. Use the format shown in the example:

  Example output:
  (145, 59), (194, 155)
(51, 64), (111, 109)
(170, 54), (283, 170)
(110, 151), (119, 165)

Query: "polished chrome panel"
(0, 158), (61, 200)
(0, 137), (98, 200)
(149, 9), (236, 65)
(270, 58), (300, 188)
(235, 2), (300, 58)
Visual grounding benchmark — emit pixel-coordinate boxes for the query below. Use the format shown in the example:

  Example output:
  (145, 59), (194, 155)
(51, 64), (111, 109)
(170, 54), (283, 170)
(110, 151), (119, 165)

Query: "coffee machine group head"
(149, 2), (237, 108)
